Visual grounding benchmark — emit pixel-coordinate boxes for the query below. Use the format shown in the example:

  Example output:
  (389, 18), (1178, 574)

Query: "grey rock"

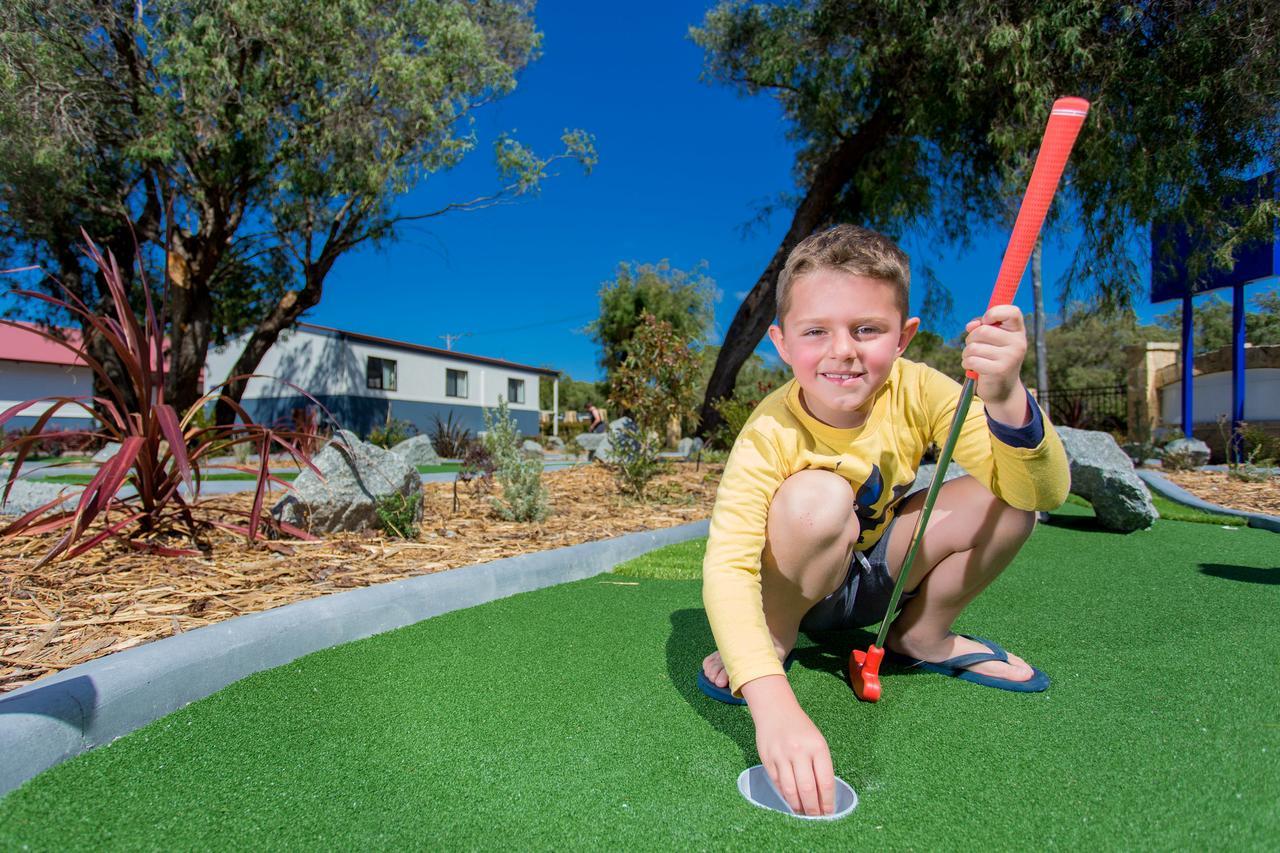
(273, 435), (422, 534)
(1057, 426), (1156, 532)
(390, 434), (441, 466)
(1163, 437), (1211, 467)
(92, 442), (121, 463)
(544, 436), (566, 452)
(575, 433), (606, 457)
(521, 440), (545, 459)
(676, 436), (705, 459)
(595, 417), (640, 464)
(0, 480), (76, 518)
(908, 462), (971, 495)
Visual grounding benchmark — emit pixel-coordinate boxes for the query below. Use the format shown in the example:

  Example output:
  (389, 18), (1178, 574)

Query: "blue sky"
(9, 2), (1272, 382)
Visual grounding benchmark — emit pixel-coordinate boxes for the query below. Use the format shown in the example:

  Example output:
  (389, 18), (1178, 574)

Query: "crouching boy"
(699, 224), (1070, 816)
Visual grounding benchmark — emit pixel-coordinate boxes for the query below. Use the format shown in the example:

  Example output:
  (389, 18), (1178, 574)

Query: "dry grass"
(1160, 469), (1280, 515)
(1, 462), (722, 694)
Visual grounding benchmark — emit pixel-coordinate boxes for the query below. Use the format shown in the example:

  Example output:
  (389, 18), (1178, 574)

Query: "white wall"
(1160, 368), (1280, 424)
(204, 328), (541, 410)
(0, 361), (95, 418)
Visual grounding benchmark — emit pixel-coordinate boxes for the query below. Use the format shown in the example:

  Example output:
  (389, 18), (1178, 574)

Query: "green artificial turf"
(2, 503), (1276, 849)
(417, 463), (461, 474)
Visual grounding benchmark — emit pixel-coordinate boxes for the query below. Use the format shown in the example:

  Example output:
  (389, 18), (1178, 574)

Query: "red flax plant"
(1, 238), (322, 566)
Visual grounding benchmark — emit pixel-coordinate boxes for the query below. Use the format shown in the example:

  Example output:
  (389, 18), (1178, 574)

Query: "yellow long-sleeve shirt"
(701, 357), (1071, 697)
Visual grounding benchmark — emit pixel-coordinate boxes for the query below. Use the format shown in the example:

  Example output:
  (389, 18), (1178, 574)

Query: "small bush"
(709, 396), (756, 450)
(430, 412), (472, 457)
(483, 398), (548, 522)
(1160, 445), (1201, 471)
(375, 492), (421, 538)
(1, 238), (321, 565)
(610, 427), (665, 499)
(367, 415), (414, 449)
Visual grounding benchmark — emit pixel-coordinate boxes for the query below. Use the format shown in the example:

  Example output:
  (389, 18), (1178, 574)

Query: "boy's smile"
(768, 269), (919, 429)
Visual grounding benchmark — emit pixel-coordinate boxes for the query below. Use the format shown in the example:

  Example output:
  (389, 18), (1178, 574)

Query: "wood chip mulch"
(0, 462), (723, 694)
(1159, 469), (1280, 516)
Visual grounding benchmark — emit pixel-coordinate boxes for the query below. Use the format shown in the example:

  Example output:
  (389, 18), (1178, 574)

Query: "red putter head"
(850, 645), (885, 702)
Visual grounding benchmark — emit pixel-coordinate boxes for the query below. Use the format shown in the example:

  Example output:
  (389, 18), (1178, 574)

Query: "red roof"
(0, 322), (86, 367)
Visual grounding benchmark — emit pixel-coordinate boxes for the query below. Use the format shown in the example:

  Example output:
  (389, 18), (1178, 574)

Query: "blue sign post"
(1150, 171), (1278, 461)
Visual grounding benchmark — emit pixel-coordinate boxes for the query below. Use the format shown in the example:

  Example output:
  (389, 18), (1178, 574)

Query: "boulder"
(544, 435), (566, 452)
(676, 436), (705, 459)
(595, 417), (639, 463)
(521, 440), (545, 459)
(390, 434), (441, 466)
(1056, 426), (1157, 532)
(1162, 437), (1211, 468)
(0, 480), (75, 518)
(908, 462), (971, 495)
(92, 442), (121, 463)
(575, 433), (606, 458)
(273, 434), (422, 534)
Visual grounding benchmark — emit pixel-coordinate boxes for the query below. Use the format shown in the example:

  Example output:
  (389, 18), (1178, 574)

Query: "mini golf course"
(1, 501), (1276, 849)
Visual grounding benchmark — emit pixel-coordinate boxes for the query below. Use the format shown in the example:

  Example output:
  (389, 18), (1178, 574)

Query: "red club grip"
(966, 97), (1090, 381)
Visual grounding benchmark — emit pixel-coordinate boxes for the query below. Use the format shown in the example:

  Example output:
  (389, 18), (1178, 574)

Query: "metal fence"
(1037, 384), (1127, 433)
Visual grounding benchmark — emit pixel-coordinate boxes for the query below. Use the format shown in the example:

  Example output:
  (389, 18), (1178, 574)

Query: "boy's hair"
(776, 224), (910, 325)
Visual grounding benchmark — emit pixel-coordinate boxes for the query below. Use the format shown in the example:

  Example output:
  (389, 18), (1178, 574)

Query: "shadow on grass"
(664, 607), (882, 770)
(1199, 563), (1280, 585)
(1040, 513), (1135, 534)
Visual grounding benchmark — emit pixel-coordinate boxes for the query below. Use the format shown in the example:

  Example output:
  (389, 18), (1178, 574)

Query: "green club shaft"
(873, 378), (976, 650)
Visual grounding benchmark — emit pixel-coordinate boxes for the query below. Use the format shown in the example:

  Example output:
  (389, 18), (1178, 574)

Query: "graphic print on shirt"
(854, 465), (914, 546)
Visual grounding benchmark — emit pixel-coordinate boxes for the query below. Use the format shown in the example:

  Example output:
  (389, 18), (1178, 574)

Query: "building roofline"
(296, 323), (561, 377)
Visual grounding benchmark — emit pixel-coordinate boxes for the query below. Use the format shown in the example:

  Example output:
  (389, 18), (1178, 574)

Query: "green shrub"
(375, 492), (421, 538)
(483, 398), (548, 522)
(610, 427), (665, 499)
(709, 396), (756, 449)
(367, 416), (414, 449)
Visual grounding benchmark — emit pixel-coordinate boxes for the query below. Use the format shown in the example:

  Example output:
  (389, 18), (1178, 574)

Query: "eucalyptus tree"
(690, 0), (1280, 436)
(0, 0), (593, 421)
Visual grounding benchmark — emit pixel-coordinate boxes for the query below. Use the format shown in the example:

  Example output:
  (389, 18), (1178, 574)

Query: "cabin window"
(446, 368), (468, 398)
(367, 357), (397, 391)
(507, 378), (525, 404)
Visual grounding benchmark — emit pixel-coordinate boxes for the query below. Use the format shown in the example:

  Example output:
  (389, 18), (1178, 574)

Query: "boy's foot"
(884, 631), (1036, 683)
(699, 647), (794, 693)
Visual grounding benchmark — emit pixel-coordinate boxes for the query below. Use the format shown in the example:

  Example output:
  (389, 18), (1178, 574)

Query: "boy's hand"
(741, 674), (836, 816)
(962, 305), (1031, 427)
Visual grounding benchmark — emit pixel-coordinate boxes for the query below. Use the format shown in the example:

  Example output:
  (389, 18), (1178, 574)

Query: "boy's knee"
(769, 469), (857, 545)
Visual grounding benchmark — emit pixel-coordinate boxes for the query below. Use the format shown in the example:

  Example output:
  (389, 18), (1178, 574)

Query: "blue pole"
(1181, 293), (1194, 439)
(1231, 281), (1246, 462)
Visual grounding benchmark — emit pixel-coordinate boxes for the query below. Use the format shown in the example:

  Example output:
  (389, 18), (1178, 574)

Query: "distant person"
(585, 403), (606, 434)
(698, 224), (1069, 817)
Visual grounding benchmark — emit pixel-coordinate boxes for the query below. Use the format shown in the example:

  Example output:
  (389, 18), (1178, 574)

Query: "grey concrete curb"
(0, 519), (710, 797)
(1137, 469), (1280, 533)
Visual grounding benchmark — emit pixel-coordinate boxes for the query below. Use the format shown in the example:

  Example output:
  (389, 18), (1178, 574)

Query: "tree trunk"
(214, 275), (325, 427)
(162, 246), (214, 415)
(695, 112), (892, 439)
(1032, 236), (1048, 401)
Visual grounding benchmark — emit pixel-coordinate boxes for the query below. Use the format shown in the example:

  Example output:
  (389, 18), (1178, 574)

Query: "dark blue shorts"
(798, 508), (919, 632)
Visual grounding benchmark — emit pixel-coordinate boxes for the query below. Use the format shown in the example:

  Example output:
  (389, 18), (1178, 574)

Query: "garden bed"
(1158, 469), (1280, 516)
(0, 461), (722, 694)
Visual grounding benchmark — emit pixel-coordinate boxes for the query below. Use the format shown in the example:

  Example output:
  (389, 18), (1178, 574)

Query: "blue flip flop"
(887, 635), (1049, 693)
(697, 651), (798, 705)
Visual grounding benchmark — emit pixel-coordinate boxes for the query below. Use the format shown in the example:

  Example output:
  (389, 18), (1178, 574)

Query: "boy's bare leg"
(702, 470), (860, 688)
(882, 475), (1038, 681)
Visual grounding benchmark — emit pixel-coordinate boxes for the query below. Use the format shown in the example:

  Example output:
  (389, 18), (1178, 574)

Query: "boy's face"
(767, 269), (919, 429)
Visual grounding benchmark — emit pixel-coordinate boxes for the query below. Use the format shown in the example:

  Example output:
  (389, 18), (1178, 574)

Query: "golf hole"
(737, 764), (858, 820)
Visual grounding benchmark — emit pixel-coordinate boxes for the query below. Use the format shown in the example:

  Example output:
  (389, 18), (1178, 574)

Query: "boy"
(699, 224), (1069, 817)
